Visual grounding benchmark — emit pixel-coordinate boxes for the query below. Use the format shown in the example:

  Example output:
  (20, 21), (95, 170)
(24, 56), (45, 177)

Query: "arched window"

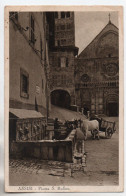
(61, 12), (65, 18)
(66, 12), (70, 18)
(55, 12), (58, 19)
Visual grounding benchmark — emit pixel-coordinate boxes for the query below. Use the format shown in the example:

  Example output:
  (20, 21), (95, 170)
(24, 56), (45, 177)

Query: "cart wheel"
(106, 127), (112, 139)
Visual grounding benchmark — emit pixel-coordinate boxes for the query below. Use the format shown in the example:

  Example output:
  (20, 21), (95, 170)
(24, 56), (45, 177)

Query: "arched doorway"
(51, 90), (71, 109)
(106, 94), (119, 117)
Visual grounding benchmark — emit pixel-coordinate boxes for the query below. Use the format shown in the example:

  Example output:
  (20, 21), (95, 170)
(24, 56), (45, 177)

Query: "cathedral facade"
(75, 20), (119, 116)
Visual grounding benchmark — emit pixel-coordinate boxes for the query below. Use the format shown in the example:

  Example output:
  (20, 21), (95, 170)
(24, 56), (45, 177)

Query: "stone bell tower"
(47, 12), (78, 108)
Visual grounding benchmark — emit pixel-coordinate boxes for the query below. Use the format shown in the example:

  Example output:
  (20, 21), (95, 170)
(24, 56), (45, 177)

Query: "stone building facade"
(48, 12), (78, 108)
(9, 12), (50, 116)
(75, 21), (119, 116)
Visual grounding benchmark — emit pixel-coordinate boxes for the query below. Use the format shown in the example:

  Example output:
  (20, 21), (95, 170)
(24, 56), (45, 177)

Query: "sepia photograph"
(4, 6), (123, 192)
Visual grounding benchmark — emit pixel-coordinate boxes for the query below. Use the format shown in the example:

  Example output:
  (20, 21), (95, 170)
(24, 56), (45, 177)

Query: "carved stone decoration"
(105, 63), (118, 76)
(81, 74), (90, 82)
(104, 91), (109, 96)
(101, 62), (118, 80)
(102, 74), (119, 80)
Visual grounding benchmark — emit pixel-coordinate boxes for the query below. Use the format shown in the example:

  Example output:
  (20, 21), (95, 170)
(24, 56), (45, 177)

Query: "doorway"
(51, 90), (71, 109)
(107, 102), (118, 116)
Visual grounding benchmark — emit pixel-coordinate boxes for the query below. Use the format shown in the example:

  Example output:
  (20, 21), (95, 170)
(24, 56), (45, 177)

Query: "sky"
(75, 11), (118, 54)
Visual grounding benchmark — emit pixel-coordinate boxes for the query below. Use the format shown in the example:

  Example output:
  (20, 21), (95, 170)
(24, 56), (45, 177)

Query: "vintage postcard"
(5, 6), (124, 192)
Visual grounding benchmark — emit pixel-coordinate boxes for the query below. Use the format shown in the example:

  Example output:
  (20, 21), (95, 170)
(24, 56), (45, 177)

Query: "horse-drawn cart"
(90, 115), (116, 139)
(99, 118), (116, 138)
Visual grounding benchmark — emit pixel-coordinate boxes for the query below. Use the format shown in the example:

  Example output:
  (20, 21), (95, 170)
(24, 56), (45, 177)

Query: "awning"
(9, 108), (44, 119)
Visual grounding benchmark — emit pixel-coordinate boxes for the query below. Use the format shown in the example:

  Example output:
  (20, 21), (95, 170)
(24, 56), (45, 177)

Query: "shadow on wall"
(51, 90), (71, 109)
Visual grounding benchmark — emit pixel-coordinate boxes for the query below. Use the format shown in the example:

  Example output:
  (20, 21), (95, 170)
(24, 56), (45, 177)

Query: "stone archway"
(106, 94), (119, 116)
(51, 89), (71, 109)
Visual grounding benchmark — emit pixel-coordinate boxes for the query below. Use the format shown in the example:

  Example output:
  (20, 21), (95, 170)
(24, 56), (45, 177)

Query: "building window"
(20, 69), (29, 98)
(60, 25), (65, 30)
(55, 12), (58, 19)
(30, 15), (35, 44)
(22, 75), (28, 93)
(61, 12), (65, 18)
(66, 12), (70, 18)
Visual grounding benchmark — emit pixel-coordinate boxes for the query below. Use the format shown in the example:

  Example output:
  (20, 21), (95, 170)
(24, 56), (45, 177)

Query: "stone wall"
(9, 12), (50, 114)
(10, 140), (73, 162)
(10, 129), (78, 163)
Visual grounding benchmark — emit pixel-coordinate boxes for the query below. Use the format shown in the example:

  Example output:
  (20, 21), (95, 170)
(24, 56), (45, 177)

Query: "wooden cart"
(99, 118), (116, 138)
(90, 116), (116, 139)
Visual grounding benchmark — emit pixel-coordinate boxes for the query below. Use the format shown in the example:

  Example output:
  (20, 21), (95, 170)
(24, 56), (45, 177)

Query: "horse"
(80, 119), (99, 140)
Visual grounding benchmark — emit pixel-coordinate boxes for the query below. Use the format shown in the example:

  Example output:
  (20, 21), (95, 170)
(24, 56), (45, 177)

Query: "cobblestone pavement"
(9, 156), (118, 186)
(9, 159), (71, 175)
(9, 155), (86, 177)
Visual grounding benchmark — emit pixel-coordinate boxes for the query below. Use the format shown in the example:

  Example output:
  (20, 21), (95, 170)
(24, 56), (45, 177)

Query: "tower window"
(60, 57), (66, 67)
(58, 40), (60, 46)
(66, 12), (70, 18)
(55, 12), (58, 19)
(61, 12), (65, 18)
(61, 25), (65, 30)
(66, 58), (69, 67)
(59, 57), (68, 68)
(108, 54), (111, 58)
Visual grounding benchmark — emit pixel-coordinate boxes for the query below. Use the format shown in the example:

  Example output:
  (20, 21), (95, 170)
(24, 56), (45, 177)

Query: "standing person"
(54, 118), (60, 129)
(54, 118), (60, 139)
